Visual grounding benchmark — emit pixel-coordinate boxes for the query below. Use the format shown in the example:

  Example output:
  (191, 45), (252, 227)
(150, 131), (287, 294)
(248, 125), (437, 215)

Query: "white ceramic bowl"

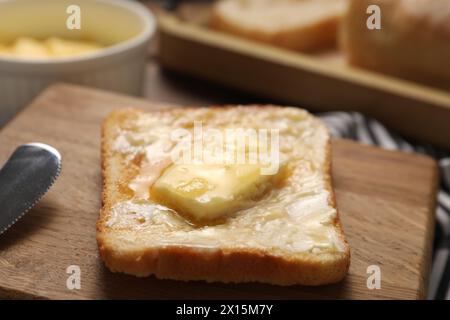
(0, 0), (155, 126)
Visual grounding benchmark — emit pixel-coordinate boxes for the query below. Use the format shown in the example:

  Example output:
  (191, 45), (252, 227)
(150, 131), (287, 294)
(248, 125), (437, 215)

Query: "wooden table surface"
(0, 84), (437, 299)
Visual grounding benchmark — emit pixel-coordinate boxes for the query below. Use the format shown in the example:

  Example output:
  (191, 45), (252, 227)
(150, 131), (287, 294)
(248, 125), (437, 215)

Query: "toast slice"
(210, 0), (349, 52)
(97, 106), (350, 286)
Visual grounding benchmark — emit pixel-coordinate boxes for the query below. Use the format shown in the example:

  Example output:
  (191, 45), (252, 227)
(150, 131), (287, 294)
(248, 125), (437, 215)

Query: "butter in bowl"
(0, 37), (104, 60)
(0, 0), (156, 126)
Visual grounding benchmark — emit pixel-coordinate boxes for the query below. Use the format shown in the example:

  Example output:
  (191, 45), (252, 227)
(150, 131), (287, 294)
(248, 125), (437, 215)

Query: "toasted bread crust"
(97, 106), (350, 286)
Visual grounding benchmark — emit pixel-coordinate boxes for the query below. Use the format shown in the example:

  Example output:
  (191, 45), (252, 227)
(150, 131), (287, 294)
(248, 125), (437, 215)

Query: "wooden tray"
(158, 4), (450, 149)
(0, 84), (437, 299)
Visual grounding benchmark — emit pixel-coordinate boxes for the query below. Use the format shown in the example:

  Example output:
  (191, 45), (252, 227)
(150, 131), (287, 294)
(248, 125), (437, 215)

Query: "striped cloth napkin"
(319, 112), (450, 300)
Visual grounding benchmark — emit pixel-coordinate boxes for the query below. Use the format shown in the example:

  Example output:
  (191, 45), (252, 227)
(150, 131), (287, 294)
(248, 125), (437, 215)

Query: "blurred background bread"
(211, 0), (349, 52)
(341, 0), (450, 90)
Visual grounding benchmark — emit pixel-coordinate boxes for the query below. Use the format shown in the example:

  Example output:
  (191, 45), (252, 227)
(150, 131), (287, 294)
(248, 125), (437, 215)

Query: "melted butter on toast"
(107, 107), (345, 254)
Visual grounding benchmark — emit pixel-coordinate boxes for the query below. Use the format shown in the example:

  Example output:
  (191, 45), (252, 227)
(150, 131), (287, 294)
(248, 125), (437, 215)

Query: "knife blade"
(0, 143), (61, 235)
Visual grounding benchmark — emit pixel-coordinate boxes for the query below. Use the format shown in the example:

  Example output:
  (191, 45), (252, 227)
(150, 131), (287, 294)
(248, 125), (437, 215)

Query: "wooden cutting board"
(0, 84), (438, 299)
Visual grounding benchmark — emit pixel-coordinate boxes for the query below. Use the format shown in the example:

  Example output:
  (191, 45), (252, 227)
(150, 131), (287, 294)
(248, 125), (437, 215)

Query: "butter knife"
(0, 143), (61, 235)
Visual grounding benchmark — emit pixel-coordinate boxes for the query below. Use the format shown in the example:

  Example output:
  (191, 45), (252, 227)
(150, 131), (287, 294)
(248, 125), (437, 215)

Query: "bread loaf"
(341, 0), (450, 90)
(211, 0), (349, 52)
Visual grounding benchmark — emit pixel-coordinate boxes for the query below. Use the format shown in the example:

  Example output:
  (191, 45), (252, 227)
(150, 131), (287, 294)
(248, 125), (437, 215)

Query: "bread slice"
(341, 0), (450, 90)
(210, 0), (349, 52)
(97, 106), (350, 286)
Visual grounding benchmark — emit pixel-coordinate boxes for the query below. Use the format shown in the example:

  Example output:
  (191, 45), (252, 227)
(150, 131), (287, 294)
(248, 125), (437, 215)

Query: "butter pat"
(0, 37), (103, 60)
(45, 37), (102, 57)
(151, 163), (280, 222)
(13, 37), (48, 59)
